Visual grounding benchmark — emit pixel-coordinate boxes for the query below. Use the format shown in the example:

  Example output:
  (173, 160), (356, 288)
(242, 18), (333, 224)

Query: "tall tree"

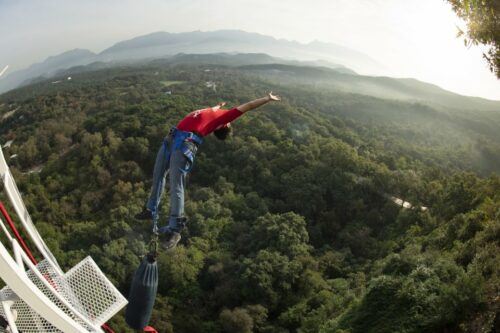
(447, 0), (500, 77)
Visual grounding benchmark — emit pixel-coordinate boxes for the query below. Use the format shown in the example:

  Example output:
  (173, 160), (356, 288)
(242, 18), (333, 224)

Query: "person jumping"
(136, 92), (281, 249)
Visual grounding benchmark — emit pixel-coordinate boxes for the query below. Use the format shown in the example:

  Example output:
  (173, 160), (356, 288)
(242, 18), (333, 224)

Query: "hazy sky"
(1, 0), (499, 100)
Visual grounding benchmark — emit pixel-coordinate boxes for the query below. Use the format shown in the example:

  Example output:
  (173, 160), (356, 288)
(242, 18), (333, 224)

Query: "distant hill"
(0, 30), (498, 112)
(239, 64), (500, 111)
(0, 49), (96, 93)
(45, 54), (500, 112)
(148, 53), (356, 74)
(0, 30), (369, 93)
(99, 30), (378, 72)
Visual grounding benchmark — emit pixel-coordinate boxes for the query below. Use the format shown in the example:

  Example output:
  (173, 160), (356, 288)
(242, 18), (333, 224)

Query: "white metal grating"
(0, 260), (94, 332)
(64, 257), (127, 326)
(0, 257), (127, 332)
(0, 146), (127, 332)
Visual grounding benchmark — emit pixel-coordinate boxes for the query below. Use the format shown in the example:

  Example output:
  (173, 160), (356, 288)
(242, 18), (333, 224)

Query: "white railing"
(0, 146), (127, 332)
(0, 147), (63, 275)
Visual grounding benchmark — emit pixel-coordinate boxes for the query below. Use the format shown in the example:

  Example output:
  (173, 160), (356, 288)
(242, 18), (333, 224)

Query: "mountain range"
(0, 30), (372, 93)
(0, 30), (498, 111)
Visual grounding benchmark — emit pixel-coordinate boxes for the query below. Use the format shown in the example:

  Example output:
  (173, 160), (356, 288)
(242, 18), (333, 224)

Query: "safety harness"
(169, 127), (203, 152)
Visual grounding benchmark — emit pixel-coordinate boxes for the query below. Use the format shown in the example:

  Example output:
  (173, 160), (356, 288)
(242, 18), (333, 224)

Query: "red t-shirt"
(176, 107), (243, 136)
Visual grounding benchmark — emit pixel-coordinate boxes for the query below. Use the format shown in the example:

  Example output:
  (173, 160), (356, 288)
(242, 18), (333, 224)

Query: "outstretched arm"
(236, 92), (281, 113)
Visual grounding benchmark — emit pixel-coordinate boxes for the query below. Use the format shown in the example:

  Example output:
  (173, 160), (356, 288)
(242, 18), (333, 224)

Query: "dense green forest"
(0, 62), (498, 333)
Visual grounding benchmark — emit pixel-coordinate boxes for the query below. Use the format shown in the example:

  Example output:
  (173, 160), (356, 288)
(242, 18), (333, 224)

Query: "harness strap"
(170, 127), (203, 150)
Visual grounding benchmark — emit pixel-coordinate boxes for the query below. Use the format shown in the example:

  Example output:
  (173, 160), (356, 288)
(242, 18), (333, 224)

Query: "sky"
(0, 0), (499, 100)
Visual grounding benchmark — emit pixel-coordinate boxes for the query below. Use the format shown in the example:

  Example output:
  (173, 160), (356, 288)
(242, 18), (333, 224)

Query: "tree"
(219, 308), (254, 333)
(447, 0), (500, 77)
(247, 212), (311, 258)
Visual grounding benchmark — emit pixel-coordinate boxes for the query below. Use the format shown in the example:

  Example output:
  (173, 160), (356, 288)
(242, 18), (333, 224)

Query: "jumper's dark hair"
(214, 126), (232, 140)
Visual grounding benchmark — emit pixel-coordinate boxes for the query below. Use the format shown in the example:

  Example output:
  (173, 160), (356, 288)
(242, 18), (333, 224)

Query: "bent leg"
(158, 140), (197, 234)
(146, 138), (170, 217)
(164, 148), (188, 232)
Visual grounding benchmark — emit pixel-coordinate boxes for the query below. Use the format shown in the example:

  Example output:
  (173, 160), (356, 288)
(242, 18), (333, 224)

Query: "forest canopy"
(0, 62), (498, 333)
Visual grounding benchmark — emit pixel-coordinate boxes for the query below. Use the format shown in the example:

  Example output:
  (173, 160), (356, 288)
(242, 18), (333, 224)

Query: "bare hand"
(218, 102), (227, 107)
(268, 92), (281, 101)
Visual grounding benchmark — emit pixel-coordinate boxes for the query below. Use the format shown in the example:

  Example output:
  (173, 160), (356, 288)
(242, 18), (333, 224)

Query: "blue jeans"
(146, 135), (198, 233)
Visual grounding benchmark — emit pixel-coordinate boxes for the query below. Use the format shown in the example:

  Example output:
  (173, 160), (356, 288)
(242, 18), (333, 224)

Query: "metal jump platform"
(0, 146), (127, 333)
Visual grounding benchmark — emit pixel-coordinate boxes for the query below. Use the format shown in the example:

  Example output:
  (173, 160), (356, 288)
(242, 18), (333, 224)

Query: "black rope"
(0, 314), (22, 333)
(0, 315), (8, 329)
(147, 215), (160, 260)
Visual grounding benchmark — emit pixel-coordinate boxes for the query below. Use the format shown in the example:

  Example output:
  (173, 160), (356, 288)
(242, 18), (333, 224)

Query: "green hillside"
(240, 63), (500, 111)
(0, 63), (498, 333)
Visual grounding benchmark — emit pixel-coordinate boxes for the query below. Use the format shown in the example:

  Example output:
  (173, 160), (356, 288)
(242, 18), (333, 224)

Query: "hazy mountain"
(0, 30), (498, 112)
(0, 49), (96, 94)
(0, 30), (371, 94)
(27, 52), (354, 86)
(99, 30), (379, 72)
(150, 53), (356, 74)
(239, 63), (500, 111)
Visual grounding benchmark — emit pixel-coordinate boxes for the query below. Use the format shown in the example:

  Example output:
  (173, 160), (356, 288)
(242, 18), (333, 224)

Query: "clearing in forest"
(160, 80), (185, 87)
